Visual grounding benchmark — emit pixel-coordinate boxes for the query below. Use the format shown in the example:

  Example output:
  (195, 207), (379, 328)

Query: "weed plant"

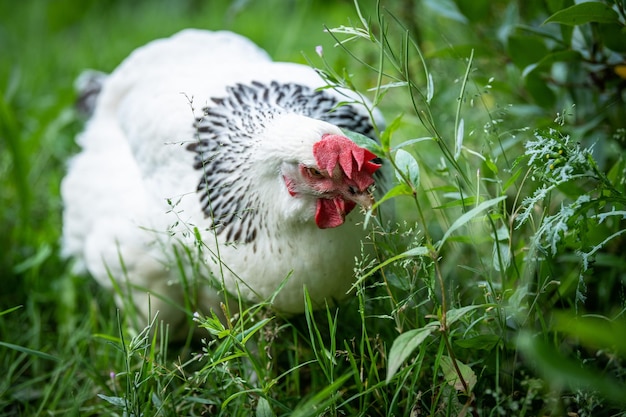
(2, 1), (626, 416)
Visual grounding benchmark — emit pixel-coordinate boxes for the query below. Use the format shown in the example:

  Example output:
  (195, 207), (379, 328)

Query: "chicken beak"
(347, 189), (375, 211)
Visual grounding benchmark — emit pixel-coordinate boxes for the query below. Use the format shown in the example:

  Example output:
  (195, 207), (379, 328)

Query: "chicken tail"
(74, 69), (108, 117)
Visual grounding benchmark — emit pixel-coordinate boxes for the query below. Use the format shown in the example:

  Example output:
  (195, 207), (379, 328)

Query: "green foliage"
(322, 0), (626, 414)
(544, 2), (622, 25)
(2, 0), (626, 416)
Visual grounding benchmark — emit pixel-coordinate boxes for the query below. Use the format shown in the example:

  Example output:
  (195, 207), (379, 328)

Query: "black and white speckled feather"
(187, 81), (377, 246)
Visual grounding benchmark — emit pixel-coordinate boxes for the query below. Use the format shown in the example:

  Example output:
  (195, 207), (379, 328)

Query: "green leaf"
(502, 167), (522, 192)
(433, 195), (481, 210)
(372, 183), (413, 212)
(544, 2), (619, 26)
(507, 284), (530, 318)
(401, 246), (431, 257)
(598, 23), (626, 53)
(428, 43), (492, 59)
(436, 196), (506, 250)
(525, 72), (557, 108)
(427, 185), (459, 193)
(394, 149), (420, 188)
(507, 35), (548, 70)
(445, 304), (493, 326)
(424, 0), (468, 23)
(522, 50), (581, 78)
(607, 157), (626, 185)
(386, 325), (437, 383)
(290, 373), (352, 417)
(0, 341), (60, 362)
(426, 73), (434, 103)
(484, 157), (498, 175)
(256, 397), (275, 417)
(97, 394), (127, 408)
(454, 118), (464, 160)
(342, 129), (384, 156)
(152, 393), (163, 409)
(546, 0), (569, 14)
(454, 334), (500, 350)
(351, 246), (431, 291)
(392, 136), (433, 150)
(492, 241), (511, 272)
(13, 244), (52, 274)
(455, 0), (491, 21)
(440, 356), (477, 392)
(0, 305), (23, 317)
(380, 113), (404, 150)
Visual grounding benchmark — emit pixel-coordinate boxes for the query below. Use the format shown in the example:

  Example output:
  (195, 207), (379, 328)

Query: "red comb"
(313, 134), (381, 190)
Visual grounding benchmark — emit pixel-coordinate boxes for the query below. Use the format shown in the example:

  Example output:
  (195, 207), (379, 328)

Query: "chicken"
(61, 29), (385, 332)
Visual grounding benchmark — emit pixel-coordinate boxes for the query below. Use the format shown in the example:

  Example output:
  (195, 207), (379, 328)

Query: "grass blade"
(0, 341), (60, 362)
(436, 196), (506, 250)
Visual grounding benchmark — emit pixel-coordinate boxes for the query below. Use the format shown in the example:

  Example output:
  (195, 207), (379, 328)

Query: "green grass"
(2, 0), (626, 416)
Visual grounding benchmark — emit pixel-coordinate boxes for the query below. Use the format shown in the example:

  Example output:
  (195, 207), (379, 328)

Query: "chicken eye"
(306, 167), (325, 179)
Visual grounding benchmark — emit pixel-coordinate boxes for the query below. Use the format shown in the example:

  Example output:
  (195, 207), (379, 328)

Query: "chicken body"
(61, 30), (383, 330)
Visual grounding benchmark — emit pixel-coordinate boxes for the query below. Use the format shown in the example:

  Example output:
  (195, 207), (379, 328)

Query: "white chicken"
(61, 29), (385, 333)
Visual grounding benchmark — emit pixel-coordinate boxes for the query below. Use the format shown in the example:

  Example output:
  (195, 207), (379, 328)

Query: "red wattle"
(315, 197), (356, 229)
